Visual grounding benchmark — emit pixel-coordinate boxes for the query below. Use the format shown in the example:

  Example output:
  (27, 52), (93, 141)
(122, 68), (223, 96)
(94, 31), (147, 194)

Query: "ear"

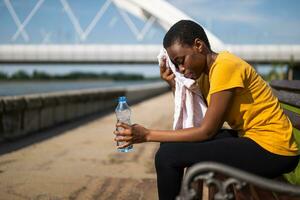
(194, 38), (203, 52)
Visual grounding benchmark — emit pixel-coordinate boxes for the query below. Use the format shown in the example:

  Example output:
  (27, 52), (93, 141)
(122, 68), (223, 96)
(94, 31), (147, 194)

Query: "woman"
(114, 20), (299, 200)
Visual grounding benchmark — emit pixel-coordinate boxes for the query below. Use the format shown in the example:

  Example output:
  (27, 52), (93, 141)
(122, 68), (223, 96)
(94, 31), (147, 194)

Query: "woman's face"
(166, 41), (207, 80)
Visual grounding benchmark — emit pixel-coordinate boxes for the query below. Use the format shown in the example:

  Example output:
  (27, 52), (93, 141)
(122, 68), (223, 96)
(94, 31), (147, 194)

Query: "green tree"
(32, 70), (51, 80)
(11, 70), (30, 80)
(0, 71), (8, 80)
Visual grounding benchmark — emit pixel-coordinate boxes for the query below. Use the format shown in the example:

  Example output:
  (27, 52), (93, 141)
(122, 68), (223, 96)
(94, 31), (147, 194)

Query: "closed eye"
(176, 57), (185, 72)
(179, 57), (185, 65)
(171, 59), (179, 71)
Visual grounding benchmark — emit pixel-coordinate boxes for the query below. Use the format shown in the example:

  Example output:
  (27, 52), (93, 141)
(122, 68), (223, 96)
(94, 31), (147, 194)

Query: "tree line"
(0, 70), (159, 81)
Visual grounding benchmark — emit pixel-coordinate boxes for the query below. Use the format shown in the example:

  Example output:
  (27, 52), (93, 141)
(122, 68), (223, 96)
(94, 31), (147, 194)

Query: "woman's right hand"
(160, 57), (175, 90)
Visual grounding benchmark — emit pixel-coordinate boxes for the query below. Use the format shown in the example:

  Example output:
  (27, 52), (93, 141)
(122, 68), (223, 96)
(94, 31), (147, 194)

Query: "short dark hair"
(163, 20), (211, 50)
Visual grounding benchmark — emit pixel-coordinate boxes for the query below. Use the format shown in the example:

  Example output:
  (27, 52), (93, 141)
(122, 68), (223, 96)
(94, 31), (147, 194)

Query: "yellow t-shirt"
(207, 51), (298, 156)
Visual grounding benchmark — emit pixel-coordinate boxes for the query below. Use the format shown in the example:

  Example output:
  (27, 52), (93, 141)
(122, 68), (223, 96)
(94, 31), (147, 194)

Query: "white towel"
(157, 48), (207, 130)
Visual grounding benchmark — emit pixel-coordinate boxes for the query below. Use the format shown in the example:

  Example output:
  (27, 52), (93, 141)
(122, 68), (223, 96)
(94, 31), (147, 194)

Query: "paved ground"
(0, 92), (174, 200)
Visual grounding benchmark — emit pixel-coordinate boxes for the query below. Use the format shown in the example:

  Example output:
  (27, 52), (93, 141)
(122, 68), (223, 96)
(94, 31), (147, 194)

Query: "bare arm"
(115, 89), (234, 147)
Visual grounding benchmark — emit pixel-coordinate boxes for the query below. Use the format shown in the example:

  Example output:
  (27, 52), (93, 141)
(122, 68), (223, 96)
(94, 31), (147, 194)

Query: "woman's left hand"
(114, 123), (150, 149)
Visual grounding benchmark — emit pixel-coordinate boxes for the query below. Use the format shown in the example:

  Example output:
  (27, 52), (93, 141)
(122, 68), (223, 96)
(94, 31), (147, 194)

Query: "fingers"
(159, 57), (176, 90)
(115, 134), (132, 149)
(160, 57), (173, 74)
(114, 122), (132, 137)
(113, 128), (131, 136)
(159, 56), (167, 73)
(161, 66), (174, 79)
(113, 122), (134, 149)
(117, 141), (132, 149)
(166, 72), (175, 81)
(114, 135), (132, 142)
(116, 122), (131, 131)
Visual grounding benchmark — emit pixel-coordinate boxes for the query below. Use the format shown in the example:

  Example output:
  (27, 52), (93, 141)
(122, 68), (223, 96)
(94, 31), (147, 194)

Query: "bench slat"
(275, 90), (300, 108)
(270, 80), (300, 92)
(282, 106), (300, 130)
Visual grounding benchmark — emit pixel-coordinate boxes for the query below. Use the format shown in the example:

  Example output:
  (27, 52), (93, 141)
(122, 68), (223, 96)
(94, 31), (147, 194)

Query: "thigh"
(158, 129), (239, 166)
(158, 135), (246, 168)
(209, 129), (238, 140)
(157, 134), (297, 178)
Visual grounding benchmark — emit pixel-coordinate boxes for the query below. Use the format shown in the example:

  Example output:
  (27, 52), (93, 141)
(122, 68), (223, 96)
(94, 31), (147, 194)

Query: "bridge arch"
(113, 0), (225, 51)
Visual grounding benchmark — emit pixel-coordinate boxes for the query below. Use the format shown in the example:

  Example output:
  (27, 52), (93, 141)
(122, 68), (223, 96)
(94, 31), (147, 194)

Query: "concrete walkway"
(0, 92), (174, 200)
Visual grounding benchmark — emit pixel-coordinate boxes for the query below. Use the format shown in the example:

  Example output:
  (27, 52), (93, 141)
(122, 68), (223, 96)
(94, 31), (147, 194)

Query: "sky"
(0, 0), (300, 76)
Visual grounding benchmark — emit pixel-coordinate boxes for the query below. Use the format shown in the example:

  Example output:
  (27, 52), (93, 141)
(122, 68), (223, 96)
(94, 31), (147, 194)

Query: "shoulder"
(215, 52), (246, 68)
(208, 52), (251, 94)
(210, 51), (250, 79)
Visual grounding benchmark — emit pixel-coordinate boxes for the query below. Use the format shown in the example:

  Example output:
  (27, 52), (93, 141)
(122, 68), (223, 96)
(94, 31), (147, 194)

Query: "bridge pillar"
(287, 64), (300, 80)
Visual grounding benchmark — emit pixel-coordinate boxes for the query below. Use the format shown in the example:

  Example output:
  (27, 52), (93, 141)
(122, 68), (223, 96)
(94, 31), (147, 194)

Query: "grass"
(284, 128), (300, 185)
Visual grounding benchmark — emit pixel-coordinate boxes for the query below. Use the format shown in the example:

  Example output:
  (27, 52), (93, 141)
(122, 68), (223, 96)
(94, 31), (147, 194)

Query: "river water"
(0, 80), (163, 97)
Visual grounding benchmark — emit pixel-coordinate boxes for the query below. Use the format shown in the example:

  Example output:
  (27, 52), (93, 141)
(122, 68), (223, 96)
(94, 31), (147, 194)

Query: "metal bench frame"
(177, 162), (300, 200)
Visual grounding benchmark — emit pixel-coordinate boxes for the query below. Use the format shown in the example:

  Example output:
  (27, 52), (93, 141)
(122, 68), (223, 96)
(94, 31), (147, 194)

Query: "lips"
(184, 72), (195, 79)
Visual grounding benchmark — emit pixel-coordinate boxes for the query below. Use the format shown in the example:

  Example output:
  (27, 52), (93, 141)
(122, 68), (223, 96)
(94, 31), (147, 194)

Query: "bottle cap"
(118, 96), (127, 102)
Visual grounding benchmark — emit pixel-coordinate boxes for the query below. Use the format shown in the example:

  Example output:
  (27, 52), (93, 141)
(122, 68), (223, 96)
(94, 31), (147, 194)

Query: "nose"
(178, 64), (185, 74)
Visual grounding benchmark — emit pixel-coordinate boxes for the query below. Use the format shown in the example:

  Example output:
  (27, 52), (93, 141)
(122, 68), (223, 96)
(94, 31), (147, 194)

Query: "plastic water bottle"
(115, 96), (133, 152)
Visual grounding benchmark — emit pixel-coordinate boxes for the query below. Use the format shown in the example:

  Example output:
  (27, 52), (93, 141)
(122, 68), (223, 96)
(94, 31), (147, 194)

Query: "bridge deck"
(0, 92), (173, 200)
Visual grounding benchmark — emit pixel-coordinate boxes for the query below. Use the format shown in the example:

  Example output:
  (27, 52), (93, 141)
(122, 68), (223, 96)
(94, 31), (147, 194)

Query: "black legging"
(154, 129), (299, 200)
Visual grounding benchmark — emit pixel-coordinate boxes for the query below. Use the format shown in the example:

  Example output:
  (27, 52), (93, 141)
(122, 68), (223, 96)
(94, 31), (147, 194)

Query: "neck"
(205, 51), (218, 74)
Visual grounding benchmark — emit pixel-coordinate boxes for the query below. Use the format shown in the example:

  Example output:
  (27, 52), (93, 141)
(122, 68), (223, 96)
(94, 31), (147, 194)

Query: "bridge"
(1, 44), (300, 64)
(1, 0), (300, 65)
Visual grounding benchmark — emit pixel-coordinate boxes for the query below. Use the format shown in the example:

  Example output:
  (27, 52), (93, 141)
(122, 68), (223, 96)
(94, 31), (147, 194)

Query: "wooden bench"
(177, 80), (300, 200)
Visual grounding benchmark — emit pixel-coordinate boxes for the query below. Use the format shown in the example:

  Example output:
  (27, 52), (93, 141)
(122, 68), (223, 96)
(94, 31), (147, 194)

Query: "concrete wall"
(0, 82), (169, 141)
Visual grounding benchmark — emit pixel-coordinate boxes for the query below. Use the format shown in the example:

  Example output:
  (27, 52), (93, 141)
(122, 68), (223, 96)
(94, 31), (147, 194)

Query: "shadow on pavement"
(0, 110), (113, 156)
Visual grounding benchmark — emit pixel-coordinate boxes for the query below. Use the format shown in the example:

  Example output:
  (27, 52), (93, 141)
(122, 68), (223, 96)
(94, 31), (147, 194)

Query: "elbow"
(187, 125), (219, 142)
(188, 126), (217, 142)
(202, 126), (218, 140)
(205, 130), (216, 140)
